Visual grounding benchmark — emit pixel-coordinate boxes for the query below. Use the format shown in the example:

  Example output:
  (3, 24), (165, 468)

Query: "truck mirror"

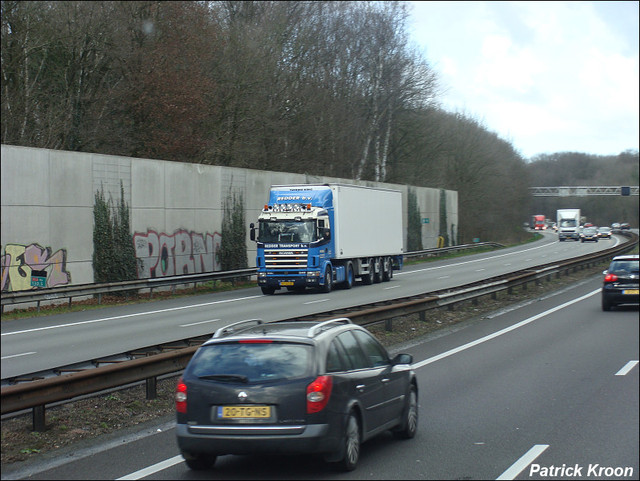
(250, 223), (256, 241)
(323, 228), (331, 240)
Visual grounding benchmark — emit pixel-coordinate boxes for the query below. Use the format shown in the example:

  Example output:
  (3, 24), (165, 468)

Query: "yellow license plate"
(218, 406), (271, 419)
(623, 289), (639, 295)
(280, 281), (294, 286)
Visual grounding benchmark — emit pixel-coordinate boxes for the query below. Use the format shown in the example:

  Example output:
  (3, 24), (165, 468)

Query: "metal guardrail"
(0, 243), (502, 310)
(2, 233), (636, 430)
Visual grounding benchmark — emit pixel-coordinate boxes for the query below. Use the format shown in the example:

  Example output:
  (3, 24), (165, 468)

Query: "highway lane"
(6, 273), (637, 480)
(0, 231), (626, 379)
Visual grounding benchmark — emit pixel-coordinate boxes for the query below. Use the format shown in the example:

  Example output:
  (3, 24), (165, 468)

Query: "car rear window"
(187, 342), (313, 382)
(609, 260), (640, 274)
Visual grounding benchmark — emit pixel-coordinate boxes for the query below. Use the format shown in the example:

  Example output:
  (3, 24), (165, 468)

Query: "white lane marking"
(1, 296), (262, 337)
(413, 289), (600, 370)
(1, 351), (36, 360)
(496, 444), (549, 480)
(396, 242), (553, 276)
(117, 454), (184, 480)
(179, 319), (221, 328)
(384, 285), (400, 290)
(615, 360), (639, 376)
(438, 276), (450, 279)
(303, 299), (329, 305)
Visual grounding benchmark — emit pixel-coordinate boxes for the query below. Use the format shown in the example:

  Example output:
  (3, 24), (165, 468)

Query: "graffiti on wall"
(1, 243), (72, 292)
(133, 229), (222, 278)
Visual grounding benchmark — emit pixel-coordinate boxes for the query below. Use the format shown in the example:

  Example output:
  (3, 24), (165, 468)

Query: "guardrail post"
(419, 311), (426, 322)
(385, 318), (393, 331)
(33, 405), (46, 432)
(146, 376), (157, 400)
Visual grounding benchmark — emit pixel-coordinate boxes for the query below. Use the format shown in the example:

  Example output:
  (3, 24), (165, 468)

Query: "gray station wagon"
(175, 317), (418, 472)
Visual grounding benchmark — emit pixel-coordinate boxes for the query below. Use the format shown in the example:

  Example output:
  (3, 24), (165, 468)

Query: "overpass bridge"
(529, 186), (639, 197)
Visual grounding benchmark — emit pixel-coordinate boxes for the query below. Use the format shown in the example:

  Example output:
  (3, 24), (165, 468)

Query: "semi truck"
(557, 208), (581, 241)
(250, 184), (404, 294)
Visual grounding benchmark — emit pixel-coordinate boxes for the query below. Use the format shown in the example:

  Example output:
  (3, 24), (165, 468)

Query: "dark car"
(580, 226), (599, 242)
(597, 227), (612, 239)
(176, 318), (418, 472)
(620, 222), (631, 230)
(602, 255), (639, 311)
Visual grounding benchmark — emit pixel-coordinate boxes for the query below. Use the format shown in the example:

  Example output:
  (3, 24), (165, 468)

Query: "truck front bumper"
(257, 271), (321, 289)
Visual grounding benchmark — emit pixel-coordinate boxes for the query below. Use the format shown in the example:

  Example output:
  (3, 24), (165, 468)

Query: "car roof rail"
(307, 317), (352, 337)
(213, 319), (264, 338)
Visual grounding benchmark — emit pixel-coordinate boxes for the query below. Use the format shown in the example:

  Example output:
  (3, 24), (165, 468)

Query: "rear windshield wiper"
(198, 374), (249, 383)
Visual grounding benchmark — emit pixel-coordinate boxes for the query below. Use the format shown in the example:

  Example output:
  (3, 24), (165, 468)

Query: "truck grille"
(264, 249), (308, 269)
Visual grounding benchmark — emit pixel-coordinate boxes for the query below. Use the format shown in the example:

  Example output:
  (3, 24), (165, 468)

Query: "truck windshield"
(560, 219), (577, 227)
(258, 220), (317, 243)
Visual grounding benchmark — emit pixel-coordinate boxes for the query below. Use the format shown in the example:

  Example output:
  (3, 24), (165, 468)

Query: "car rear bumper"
(176, 422), (338, 456)
(602, 289), (640, 306)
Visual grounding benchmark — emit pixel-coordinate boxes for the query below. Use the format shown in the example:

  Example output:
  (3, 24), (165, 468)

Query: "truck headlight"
(307, 271), (320, 278)
(258, 272), (267, 278)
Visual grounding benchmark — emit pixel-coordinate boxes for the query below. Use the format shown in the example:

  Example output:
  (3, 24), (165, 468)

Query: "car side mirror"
(602, 270), (608, 275)
(392, 353), (413, 365)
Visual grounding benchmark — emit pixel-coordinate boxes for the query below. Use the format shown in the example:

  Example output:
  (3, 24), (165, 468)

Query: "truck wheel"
(343, 263), (354, 289)
(261, 286), (276, 295)
(382, 257), (392, 282)
(373, 257), (383, 283)
(361, 259), (374, 285)
(320, 267), (332, 293)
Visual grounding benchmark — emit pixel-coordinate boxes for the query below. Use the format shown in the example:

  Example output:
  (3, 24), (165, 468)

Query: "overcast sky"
(407, 1), (639, 160)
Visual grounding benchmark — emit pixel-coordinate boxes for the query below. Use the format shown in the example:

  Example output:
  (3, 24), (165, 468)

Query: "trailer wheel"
(373, 257), (383, 283)
(382, 257), (392, 282)
(361, 258), (374, 285)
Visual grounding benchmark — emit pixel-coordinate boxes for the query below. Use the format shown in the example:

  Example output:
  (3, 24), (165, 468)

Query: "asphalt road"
(1, 231), (627, 380)
(4, 273), (637, 480)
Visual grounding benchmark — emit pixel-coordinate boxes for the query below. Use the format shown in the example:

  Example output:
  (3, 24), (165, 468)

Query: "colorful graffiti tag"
(1, 243), (72, 292)
(133, 229), (222, 278)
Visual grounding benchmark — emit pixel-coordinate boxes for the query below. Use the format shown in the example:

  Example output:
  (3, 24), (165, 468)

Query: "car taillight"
(176, 378), (187, 413)
(306, 375), (333, 413)
(604, 273), (618, 283)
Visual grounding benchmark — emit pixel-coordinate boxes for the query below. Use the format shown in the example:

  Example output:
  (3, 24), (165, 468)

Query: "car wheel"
(602, 296), (613, 311)
(261, 286), (276, 295)
(393, 385), (418, 439)
(182, 451), (216, 470)
(332, 413), (360, 472)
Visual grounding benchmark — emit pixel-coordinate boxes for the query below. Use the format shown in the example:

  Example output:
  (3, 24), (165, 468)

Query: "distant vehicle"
(557, 209), (581, 241)
(176, 318), (418, 472)
(580, 226), (599, 243)
(620, 223), (631, 230)
(611, 223), (621, 233)
(602, 255), (639, 311)
(597, 227), (612, 239)
(530, 214), (546, 230)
